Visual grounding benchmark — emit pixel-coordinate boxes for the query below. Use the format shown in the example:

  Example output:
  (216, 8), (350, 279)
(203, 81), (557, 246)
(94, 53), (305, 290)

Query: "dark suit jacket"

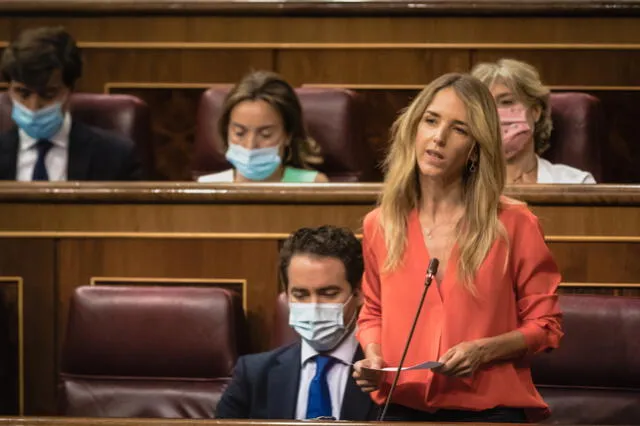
(0, 121), (142, 181)
(216, 342), (377, 420)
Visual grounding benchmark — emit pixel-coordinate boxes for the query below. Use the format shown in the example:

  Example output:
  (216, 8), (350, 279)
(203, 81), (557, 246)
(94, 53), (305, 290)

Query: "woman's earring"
(468, 161), (477, 173)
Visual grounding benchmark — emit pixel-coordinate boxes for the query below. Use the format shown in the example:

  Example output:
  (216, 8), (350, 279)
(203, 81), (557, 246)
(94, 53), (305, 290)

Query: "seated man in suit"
(0, 26), (141, 181)
(216, 225), (377, 420)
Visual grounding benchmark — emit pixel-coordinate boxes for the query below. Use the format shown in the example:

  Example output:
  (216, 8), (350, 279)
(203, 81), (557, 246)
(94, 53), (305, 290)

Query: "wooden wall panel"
(75, 49), (274, 93)
(4, 17), (640, 44)
(472, 50), (640, 87)
(0, 204), (373, 233)
(278, 49), (470, 86)
(549, 241), (640, 284)
(532, 206), (640, 236)
(0, 240), (55, 416)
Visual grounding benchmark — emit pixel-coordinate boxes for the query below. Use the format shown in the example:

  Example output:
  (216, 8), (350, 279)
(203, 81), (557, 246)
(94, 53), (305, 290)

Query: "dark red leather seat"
(59, 285), (245, 418)
(544, 92), (605, 182)
(533, 294), (640, 424)
(0, 92), (153, 178)
(192, 87), (376, 182)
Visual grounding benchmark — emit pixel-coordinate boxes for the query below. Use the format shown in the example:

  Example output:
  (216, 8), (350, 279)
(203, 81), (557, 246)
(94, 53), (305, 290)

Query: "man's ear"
(353, 287), (364, 306)
(60, 87), (73, 113)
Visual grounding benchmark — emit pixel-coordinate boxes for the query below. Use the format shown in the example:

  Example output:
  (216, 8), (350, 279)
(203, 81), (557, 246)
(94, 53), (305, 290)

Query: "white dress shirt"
(537, 156), (596, 184)
(295, 329), (358, 420)
(16, 113), (72, 181)
(197, 169), (234, 182)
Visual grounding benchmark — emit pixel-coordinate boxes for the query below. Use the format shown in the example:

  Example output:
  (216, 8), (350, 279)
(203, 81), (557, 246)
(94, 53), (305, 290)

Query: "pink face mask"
(498, 104), (533, 159)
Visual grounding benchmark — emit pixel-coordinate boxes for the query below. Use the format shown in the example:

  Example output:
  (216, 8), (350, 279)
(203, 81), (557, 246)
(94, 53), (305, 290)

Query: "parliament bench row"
(0, 88), (605, 183)
(53, 286), (639, 424)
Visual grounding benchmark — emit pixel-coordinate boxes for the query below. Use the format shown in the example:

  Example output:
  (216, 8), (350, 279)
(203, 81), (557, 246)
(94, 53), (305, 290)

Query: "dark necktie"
(306, 355), (335, 419)
(32, 139), (53, 181)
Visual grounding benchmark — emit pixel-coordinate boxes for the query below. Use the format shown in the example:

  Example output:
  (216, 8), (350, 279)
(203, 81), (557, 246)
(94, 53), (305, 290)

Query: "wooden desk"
(0, 418), (531, 426)
(0, 182), (638, 416)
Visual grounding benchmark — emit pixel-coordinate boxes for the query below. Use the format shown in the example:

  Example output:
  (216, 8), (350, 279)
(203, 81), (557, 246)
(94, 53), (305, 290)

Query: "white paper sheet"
(360, 360), (443, 372)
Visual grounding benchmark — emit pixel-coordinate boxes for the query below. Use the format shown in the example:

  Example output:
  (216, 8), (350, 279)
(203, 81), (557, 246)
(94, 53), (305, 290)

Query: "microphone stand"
(378, 259), (439, 421)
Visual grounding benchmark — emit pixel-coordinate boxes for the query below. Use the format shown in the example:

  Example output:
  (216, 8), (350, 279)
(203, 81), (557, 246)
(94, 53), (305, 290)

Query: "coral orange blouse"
(357, 202), (563, 421)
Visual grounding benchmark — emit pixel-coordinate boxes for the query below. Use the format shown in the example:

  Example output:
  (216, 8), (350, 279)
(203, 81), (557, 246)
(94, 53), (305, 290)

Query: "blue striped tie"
(305, 355), (335, 419)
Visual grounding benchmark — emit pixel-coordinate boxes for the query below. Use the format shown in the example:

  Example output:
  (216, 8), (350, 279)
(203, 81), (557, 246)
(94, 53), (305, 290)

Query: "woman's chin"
(418, 162), (448, 178)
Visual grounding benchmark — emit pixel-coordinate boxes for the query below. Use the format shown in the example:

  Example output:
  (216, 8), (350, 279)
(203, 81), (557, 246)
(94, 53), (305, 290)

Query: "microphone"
(378, 258), (439, 421)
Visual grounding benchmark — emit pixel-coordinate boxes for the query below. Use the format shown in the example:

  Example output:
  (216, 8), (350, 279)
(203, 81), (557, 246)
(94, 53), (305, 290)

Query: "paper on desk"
(361, 360), (443, 372)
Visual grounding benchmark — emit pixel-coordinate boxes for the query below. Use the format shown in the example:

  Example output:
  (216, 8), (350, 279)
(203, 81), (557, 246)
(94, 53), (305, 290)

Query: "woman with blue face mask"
(197, 71), (330, 183)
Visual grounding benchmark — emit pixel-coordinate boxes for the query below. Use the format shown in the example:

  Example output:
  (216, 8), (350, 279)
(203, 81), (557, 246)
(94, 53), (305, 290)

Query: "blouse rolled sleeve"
(357, 212), (383, 349)
(512, 211), (564, 355)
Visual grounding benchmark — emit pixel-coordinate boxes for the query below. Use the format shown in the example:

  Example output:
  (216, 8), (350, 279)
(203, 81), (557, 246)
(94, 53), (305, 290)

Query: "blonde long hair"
(379, 73), (506, 290)
(471, 59), (552, 155)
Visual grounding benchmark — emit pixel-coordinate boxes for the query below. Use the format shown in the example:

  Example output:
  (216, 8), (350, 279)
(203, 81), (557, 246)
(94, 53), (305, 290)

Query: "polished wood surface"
(0, 0), (639, 15)
(0, 418), (532, 426)
(0, 182), (639, 203)
(0, 184), (638, 414)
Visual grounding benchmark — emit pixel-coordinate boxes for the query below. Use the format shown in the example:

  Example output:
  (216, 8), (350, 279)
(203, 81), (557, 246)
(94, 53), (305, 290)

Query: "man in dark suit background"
(0, 26), (141, 181)
(216, 225), (377, 420)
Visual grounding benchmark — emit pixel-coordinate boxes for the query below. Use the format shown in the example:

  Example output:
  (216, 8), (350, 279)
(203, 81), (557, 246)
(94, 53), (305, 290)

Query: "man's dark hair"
(1, 27), (83, 90)
(279, 225), (364, 291)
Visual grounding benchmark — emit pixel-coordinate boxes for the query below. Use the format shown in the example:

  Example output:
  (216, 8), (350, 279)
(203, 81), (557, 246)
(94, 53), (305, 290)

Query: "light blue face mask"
(225, 142), (282, 181)
(289, 295), (356, 352)
(11, 100), (65, 140)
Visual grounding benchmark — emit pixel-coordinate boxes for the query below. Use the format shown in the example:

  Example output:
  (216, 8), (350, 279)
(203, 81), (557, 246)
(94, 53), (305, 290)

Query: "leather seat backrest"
(532, 294), (640, 424)
(544, 92), (605, 182)
(59, 285), (245, 418)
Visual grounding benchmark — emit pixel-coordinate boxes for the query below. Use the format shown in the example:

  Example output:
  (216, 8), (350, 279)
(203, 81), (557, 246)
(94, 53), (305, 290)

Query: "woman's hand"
(352, 355), (385, 392)
(433, 340), (487, 377)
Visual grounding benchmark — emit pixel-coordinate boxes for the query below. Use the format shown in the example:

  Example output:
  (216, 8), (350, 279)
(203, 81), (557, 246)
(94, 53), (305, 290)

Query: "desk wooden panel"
(0, 183), (638, 415)
(0, 417), (531, 426)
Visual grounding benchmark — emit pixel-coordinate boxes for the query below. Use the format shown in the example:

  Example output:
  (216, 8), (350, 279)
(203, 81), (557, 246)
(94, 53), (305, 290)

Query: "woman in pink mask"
(472, 59), (595, 184)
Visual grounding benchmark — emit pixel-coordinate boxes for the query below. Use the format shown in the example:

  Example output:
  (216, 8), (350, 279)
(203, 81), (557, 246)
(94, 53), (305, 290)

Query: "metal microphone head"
(427, 258), (440, 277)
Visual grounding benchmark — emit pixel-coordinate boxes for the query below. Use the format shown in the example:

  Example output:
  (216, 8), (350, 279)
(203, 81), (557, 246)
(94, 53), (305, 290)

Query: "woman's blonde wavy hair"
(471, 58), (553, 155)
(379, 73), (506, 290)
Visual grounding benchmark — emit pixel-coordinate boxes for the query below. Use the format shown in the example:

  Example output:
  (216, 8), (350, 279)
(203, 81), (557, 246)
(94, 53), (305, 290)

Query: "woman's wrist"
(364, 343), (382, 359)
(475, 331), (528, 365)
(474, 337), (494, 365)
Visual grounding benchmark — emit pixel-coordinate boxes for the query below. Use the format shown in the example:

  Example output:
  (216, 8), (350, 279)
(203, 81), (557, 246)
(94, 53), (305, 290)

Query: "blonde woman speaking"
(353, 73), (563, 423)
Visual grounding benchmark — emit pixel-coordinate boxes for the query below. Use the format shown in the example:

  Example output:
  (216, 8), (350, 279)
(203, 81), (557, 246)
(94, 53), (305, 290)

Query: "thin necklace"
(421, 215), (462, 240)
(424, 225), (445, 240)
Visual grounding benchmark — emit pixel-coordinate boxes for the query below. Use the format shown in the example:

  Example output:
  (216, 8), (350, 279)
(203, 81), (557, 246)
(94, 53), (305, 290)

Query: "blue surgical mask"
(289, 295), (356, 352)
(11, 100), (65, 141)
(225, 143), (282, 181)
